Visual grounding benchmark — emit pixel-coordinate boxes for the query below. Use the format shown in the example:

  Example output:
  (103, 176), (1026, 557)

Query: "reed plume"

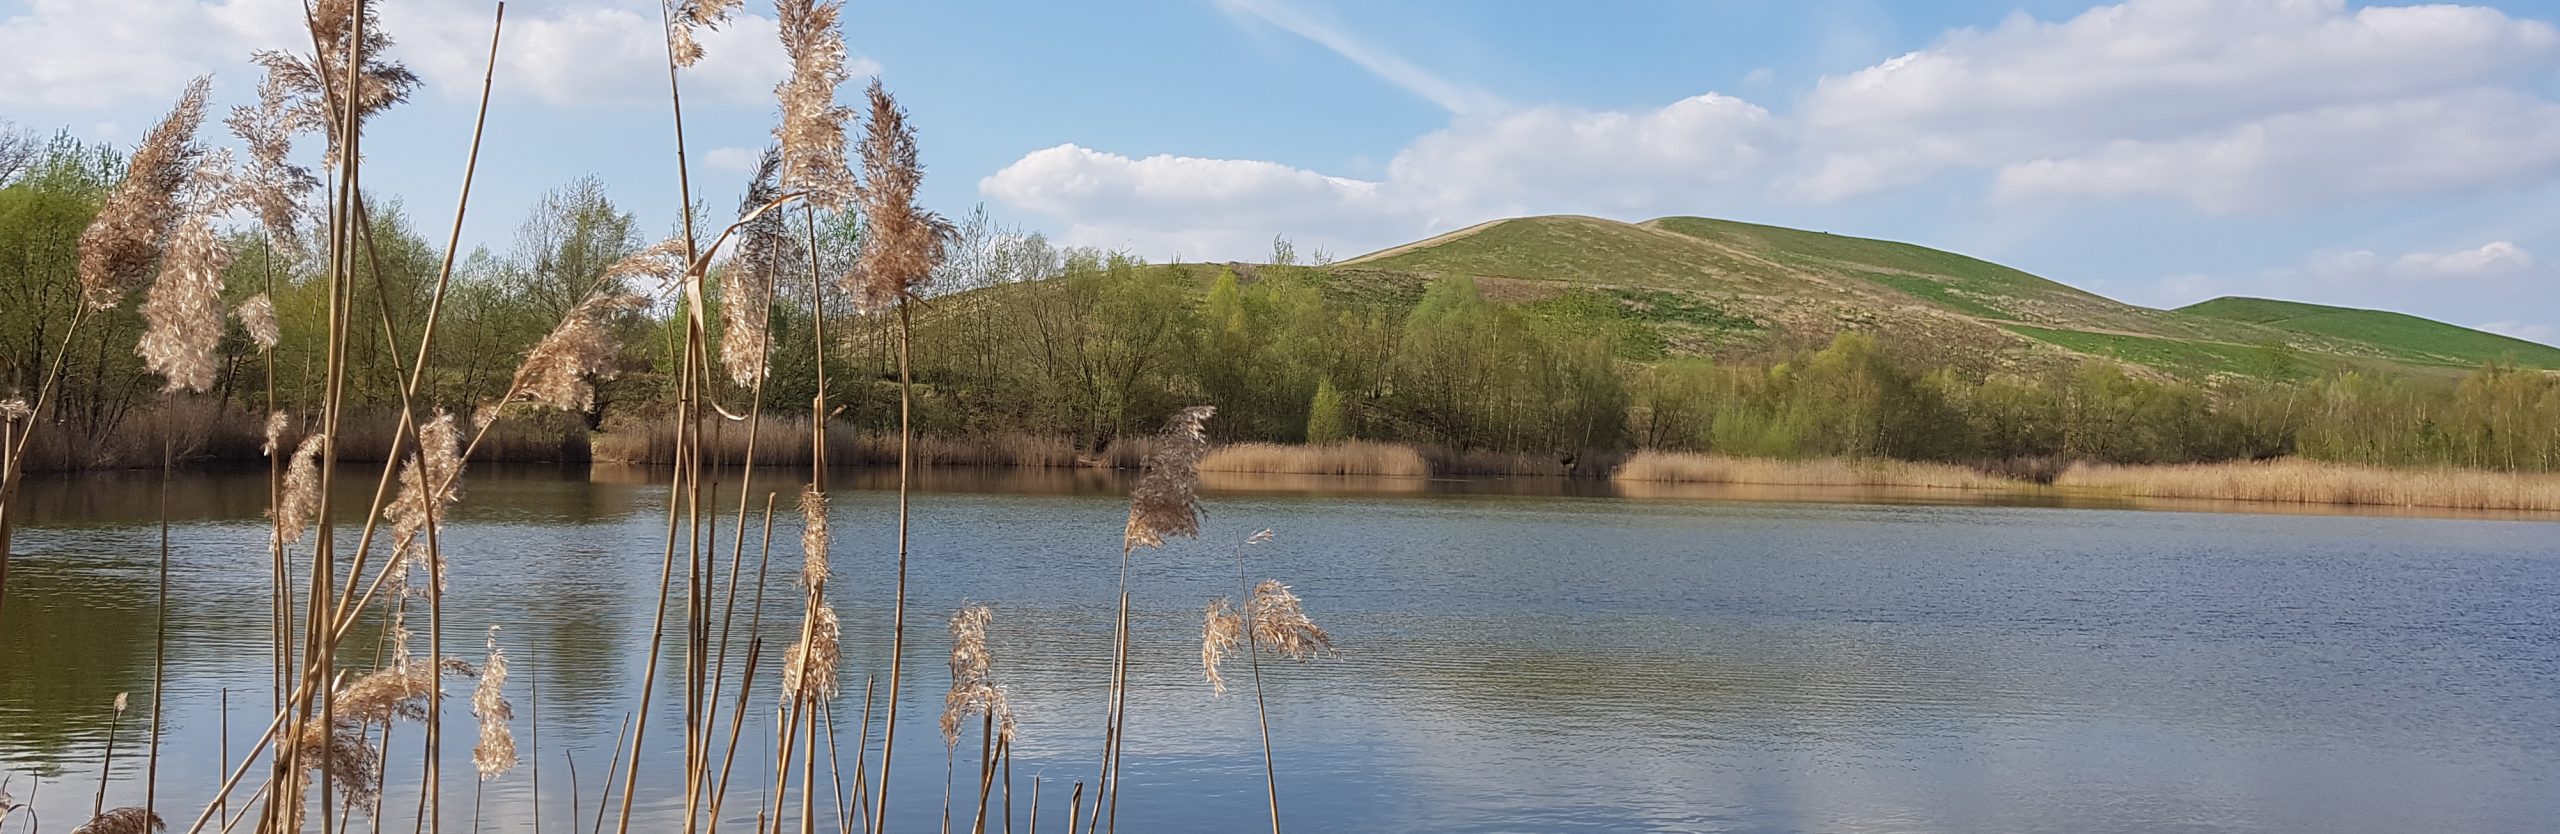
(667, 0), (743, 67)
(852, 81), (955, 308)
(721, 147), (791, 386)
(472, 627), (518, 779)
(503, 288), (649, 413)
(772, 0), (854, 208)
(77, 77), (209, 310)
(1247, 581), (1332, 661)
(254, 0), (419, 162)
(1125, 406), (1216, 550)
(1199, 598), (1244, 696)
(273, 433), (326, 544)
(384, 410), (463, 594)
(260, 410), (289, 456)
(236, 293), (282, 352)
(1, 398), (29, 422)
(224, 69), (317, 250)
(798, 486), (829, 588)
(69, 807), (164, 834)
(134, 213), (231, 393)
(781, 604), (841, 703)
(940, 605), (1013, 746)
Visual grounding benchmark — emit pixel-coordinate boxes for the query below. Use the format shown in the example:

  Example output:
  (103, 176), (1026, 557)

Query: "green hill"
(2177, 297), (2560, 369)
(1317, 214), (2552, 381)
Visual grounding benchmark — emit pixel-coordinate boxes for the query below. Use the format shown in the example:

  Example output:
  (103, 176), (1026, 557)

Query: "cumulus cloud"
(1990, 92), (2560, 211)
(982, 95), (1782, 256)
(1788, 0), (2560, 202)
(2306, 241), (2534, 281)
(992, 0), (2560, 259)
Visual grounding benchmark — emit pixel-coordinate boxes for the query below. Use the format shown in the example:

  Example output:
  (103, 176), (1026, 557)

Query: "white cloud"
(0, 0), (302, 107)
(1213, 0), (1505, 115)
(2306, 240), (2535, 280)
(1788, 0), (2560, 204)
(1989, 91), (2560, 211)
(994, 0), (2560, 258)
(981, 94), (1781, 257)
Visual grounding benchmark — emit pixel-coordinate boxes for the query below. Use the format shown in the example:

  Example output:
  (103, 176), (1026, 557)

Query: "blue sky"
(6, 0), (2560, 341)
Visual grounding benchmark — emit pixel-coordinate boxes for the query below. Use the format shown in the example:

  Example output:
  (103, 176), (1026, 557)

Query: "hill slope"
(1325, 215), (2551, 381)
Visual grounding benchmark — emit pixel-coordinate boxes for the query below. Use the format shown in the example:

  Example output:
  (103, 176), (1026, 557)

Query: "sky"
(5, 0), (2560, 342)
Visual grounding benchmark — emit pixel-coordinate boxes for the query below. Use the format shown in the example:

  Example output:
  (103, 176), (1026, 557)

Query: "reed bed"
(591, 416), (1149, 469)
(5, 405), (589, 472)
(1200, 442), (1431, 477)
(2055, 459), (2560, 512)
(1612, 450), (2023, 490)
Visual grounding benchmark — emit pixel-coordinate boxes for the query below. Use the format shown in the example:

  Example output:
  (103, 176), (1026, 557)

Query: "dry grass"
(2055, 459), (2560, 512)
(1201, 441), (1430, 477)
(1612, 450), (2022, 490)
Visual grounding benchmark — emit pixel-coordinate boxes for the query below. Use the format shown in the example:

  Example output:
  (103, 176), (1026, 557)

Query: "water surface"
(2, 467), (2556, 833)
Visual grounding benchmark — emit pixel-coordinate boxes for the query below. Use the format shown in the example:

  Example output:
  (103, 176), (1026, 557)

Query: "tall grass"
(1613, 451), (2022, 490)
(1199, 442), (1429, 477)
(2055, 459), (2560, 512)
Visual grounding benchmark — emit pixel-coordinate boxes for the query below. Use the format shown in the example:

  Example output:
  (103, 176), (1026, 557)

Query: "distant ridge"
(1305, 214), (2554, 380)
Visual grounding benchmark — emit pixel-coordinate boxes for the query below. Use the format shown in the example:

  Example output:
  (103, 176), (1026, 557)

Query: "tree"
(1305, 377), (1346, 444)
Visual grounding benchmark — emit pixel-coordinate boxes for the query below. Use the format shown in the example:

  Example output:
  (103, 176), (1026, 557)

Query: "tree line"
(7, 122), (2560, 472)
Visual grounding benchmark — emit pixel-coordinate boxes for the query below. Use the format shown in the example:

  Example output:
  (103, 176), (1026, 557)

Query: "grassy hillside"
(1323, 214), (2547, 381)
(2179, 297), (2560, 369)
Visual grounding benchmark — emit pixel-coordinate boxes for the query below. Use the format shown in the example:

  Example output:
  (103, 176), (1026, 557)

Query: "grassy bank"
(2054, 459), (2560, 513)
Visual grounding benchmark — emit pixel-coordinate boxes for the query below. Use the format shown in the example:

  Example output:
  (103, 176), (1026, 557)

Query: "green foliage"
(1305, 377), (1347, 444)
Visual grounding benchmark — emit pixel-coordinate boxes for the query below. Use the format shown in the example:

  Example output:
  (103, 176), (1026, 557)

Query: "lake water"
(3, 466), (2557, 833)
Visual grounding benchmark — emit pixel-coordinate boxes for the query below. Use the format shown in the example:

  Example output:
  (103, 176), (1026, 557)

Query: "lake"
(3, 466), (2557, 833)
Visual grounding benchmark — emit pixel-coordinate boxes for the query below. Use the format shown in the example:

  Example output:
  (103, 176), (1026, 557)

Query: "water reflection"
(2, 469), (2557, 833)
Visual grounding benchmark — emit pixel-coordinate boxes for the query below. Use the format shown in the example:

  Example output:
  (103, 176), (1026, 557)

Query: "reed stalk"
(98, 693), (129, 818)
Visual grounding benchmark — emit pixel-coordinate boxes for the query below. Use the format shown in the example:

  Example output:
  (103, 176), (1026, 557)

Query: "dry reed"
(781, 605), (841, 703)
(721, 148), (791, 386)
(223, 70), (317, 250)
(939, 605), (1013, 747)
(135, 213), (233, 393)
(252, 0), (418, 161)
(1200, 442), (1430, 477)
(772, 0), (854, 208)
(1247, 581), (1332, 661)
(69, 806), (164, 834)
(1612, 450), (2020, 490)
(852, 81), (952, 308)
(1124, 406), (1215, 551)
(2055, 458), (2560, 512)
(384, 411), (463, 594)
(273, 434), (326, 545)
(503, 288), (649, 415)
(1199, 599), (1244, 696)
(798, 486), (829, 589)
(77, 77), (209, 310)
(666, 0), (741, 67)
(471, 627), (516, 779)
(236, 294), (282, 353)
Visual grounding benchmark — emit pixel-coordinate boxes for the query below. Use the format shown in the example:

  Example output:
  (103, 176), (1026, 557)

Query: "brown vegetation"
(1612, 450), (2022, 490)
(2055, 459), (2560, 513)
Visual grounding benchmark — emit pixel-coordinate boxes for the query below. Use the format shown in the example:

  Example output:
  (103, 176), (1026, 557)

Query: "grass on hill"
(2179, 296), (2560, 369)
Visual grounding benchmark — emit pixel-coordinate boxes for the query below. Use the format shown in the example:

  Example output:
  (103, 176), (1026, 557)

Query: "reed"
(2055, 458), (2560, 512)
(1200, 442), (1429, 477)
(1092, 406), (1214, 834)
(1612, 450), (2022, 490)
